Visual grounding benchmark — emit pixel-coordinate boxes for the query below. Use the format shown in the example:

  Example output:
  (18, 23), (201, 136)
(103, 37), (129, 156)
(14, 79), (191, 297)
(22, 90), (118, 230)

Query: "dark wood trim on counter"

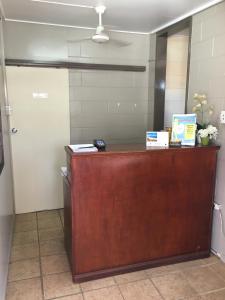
(73, 250), (210, 282)
(5, 59), (146, 72)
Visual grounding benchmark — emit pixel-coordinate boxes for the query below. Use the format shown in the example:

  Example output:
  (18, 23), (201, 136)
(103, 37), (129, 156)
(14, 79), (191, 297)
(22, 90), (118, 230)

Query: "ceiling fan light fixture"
(92, 33), (109, 43)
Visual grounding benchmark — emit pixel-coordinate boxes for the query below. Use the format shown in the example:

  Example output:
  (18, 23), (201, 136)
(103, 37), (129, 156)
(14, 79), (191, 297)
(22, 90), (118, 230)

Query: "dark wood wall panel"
(5, 59), (146, 72)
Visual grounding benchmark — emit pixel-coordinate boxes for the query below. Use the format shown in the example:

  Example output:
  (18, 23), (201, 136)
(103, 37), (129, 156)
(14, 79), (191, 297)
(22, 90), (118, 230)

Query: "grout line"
(41, 270), (75, 278)
(58, 208), (64, 228)
(8, 274), (42, 284)
(116, 282), (126, 300)
(81, 281), (117, 294)
(47, 290), (83, 300)
(37, 212), (45, 300)
(80, 284), (85, 300)
(181, 266), (209, 298)
(208, 264), (225, 283)
(148, 277), (166, 300)
(199, 286), (225, 296)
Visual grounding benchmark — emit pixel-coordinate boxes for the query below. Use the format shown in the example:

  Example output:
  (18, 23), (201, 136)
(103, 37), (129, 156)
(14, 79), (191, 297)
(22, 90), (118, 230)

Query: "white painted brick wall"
(188, 1), (225, 261)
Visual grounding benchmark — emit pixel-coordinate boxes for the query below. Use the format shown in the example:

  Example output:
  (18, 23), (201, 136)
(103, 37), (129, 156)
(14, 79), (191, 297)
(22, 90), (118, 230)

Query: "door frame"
(153, 18), (192, 131)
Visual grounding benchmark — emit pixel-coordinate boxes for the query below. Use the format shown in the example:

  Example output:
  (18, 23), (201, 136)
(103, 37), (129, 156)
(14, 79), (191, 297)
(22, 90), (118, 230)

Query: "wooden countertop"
(65, 143), (220, 156)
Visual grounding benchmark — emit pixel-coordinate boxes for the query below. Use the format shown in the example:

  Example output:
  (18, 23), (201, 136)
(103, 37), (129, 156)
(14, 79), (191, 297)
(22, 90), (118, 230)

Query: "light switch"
(220, 111), (225, 124)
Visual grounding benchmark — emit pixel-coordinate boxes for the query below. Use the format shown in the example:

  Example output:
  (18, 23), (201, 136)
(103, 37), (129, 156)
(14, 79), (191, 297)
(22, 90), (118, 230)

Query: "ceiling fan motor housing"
(95, 5), (106, 14)
(92, 33), (109, 43)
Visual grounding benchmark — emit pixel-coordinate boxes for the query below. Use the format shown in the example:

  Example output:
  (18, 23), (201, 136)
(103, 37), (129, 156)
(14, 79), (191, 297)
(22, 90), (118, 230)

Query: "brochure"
(171, 114), (197, 146)
(146, 132), (169, 147)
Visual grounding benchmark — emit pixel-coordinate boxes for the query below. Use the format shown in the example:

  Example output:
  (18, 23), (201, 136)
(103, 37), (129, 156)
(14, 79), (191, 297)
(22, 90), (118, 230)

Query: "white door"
(7, 67), (70, 214)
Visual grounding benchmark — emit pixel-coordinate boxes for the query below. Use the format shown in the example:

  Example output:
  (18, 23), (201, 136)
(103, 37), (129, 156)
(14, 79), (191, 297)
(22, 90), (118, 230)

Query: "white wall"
(0, 17), (14, 300)
(188, 2), (225, 261)
(164, 30), (189, 127)
(4, 22), (153, 144)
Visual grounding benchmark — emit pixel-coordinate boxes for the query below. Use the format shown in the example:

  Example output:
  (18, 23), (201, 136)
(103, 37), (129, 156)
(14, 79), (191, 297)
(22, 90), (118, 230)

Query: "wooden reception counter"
(63, 144), (219, 282)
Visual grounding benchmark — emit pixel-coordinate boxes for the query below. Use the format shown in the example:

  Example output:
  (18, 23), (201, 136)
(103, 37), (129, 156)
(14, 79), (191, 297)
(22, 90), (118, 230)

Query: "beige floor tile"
(37, 210), (59, 220)
(10, 243), (39, 262)
(13, 230), (38, 246)
(119, 279), (162, 300)
(152, 271), (197, 300)
(43, 272), (80, 299)
(40, 238), (65, 256)
(6, 277), (42, 300)
(14, 219), (37, 233)
(201, 255), (220, 266)
(83, 285), (123, 300)
(175, 259), (206, 270)
(146, 265), (179, 278)
(81, 277), (116, 292)
(202, 288), (225, 299)
(184, 266), (225, 294)
(52, 295), (83, 300)
(209, 263), (225, 279)
(41, 254), (70, 275)
(38, 216), (62, 230)
(39, 228), (63, 242)
(8, 258), (40, 282)
(114, 270), (147, 284)
(15, 213), (36, 223)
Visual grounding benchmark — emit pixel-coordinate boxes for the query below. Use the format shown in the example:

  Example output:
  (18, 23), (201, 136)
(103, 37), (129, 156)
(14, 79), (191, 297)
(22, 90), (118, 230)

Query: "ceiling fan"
(68, 5), (131, 47)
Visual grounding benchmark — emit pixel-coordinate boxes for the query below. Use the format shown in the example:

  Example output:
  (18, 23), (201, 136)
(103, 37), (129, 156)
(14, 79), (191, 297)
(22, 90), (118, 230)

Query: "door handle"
(11, 128), (18, 134)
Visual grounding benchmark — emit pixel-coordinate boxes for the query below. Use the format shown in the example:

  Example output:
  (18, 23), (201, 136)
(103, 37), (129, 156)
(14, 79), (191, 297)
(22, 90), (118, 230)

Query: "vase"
(201, 136), (209, 146)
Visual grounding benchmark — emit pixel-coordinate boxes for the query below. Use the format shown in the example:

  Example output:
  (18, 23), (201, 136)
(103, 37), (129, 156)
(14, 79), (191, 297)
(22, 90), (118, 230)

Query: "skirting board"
(72, 250), (210, 283)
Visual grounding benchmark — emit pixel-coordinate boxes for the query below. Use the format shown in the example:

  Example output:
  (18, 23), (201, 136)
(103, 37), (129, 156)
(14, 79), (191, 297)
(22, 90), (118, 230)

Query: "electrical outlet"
(220, 111), (225, 124)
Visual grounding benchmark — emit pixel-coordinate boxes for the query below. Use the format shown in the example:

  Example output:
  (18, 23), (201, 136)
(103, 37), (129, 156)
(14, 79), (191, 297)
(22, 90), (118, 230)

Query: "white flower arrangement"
(192, 93), (214, 127)
(198, 125), (218, 140)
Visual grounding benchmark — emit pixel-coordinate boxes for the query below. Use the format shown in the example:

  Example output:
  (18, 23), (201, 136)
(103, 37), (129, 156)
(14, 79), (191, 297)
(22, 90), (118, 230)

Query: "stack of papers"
(69, 144), (98, 153)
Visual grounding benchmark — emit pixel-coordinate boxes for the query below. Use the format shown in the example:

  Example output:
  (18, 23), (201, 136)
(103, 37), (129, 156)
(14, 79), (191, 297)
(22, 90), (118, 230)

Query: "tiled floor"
(6, 209), (225, 300)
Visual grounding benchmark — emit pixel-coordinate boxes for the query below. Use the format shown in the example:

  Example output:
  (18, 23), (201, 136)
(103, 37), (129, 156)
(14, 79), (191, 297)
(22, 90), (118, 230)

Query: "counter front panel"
(64, 145), (219, 282)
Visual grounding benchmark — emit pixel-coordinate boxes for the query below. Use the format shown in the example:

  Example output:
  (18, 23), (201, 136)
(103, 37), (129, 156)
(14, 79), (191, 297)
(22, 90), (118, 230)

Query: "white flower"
(198, 129), (209, 138)
(209, 109), (213, 115)
(198, 125), (218, 140)
(193, 93), (199, 99)
(192, 92), (214, 126)
(207, 125), (218, 139)
(207, 125), (217, 134)
(201, 99), (207, 105)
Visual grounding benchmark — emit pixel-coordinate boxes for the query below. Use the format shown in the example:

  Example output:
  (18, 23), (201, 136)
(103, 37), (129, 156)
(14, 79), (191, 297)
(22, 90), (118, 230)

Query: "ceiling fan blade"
(104, 24), (119, 29)
(31, 0), (94, 9)
(67, 38), (92, 44)
(109, 39), (132, 47)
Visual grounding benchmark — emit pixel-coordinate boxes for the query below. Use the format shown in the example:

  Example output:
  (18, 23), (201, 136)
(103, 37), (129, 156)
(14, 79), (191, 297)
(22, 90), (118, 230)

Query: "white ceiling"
(1, 0), (223, 33)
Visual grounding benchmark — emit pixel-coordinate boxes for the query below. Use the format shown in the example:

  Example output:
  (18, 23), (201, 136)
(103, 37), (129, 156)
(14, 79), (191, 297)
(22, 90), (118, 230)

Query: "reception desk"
(63, 144), (219, 282)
